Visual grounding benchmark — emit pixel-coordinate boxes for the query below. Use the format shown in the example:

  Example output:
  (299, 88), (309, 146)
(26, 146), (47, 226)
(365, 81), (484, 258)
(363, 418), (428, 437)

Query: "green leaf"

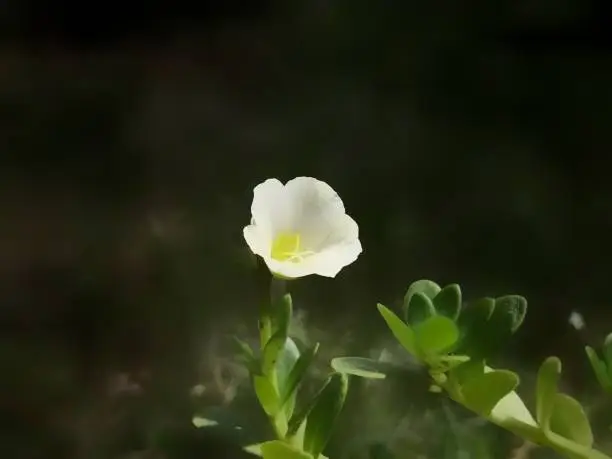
(450, 359), (485, 386)
(404, 292), (436, 326)
(585, 346), (611, 392)
(456, 295), (526, 360)
(262, 330), (287, 377)
(280, 343), (320, 407)
(603, 333), (612, 369)
(549, 393), (593, 447)
(276, 338), (301, 393)
(254, 375), (279, 416)
(478, 296), (526, 358)
(536, 357), (562, 431)
(433, 284), (462, 321)
(455, 297), (495, 357)
(303, 373), (349, 459)
(260, 440), (314, 459)
(414, 315), (459, 355)
(405, 279), (442, 303)
(493, 295), (527, 333)
(331, 356), (388, 379)
(485, 367), (536, 427)
(461, 370), (519, 415)
(246, 444), (329, 459)
(276, 337), (302, 418)
(377, 303), (418, 356)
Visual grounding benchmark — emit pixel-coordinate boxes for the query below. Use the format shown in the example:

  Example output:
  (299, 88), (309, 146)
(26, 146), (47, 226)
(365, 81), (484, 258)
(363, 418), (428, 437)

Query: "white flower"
(243, 177), (362, 279)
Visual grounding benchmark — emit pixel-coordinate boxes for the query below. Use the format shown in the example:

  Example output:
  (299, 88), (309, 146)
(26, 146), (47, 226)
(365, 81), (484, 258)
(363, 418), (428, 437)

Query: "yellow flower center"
(271, 232), (315, 263)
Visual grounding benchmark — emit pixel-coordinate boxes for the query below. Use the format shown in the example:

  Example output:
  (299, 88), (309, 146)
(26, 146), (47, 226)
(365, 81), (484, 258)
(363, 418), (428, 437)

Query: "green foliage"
(330, 356), (388, 379)
(227, 277), (612, 459)
(585, 334), (612, 395)
(550, 394), (593, 447)
(461, 370), (519, 416)
(231, 288), (349, 459)
(377, 303), (418, 356)
(332, 280), (611, 459)
(456, 295), (526, 359)
(302, 373), (349, 459)
(254, 375), (280, 416)
(280, 343), (320, 408)
(404, 279), (442, 305)
(404, 292), (436, 326)
(433, 284), (462, 321)
(586, 345), (611, 392)
(260, 440), (314, 459)
(414, 315), (459, 355)
(536, 357), (562, 431)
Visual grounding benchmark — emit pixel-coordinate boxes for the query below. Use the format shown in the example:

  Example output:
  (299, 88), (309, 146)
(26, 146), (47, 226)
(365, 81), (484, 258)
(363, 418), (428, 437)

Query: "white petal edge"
(250, 178), (291, 237)
(284, 176), (345, 211)
(243, 224), (271, 259)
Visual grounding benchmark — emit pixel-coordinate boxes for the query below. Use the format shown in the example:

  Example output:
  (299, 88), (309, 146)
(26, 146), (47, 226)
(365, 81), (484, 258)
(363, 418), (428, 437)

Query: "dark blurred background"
(2, 1), (612, 458)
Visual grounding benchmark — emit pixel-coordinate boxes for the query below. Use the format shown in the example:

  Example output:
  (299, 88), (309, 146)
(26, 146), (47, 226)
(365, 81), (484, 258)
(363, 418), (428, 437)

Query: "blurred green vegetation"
(1, 1), (612, 458)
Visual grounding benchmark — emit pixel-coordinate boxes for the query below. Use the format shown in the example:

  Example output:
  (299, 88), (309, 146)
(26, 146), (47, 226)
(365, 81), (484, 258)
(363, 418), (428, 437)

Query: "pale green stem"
(259, 276), (289, 440)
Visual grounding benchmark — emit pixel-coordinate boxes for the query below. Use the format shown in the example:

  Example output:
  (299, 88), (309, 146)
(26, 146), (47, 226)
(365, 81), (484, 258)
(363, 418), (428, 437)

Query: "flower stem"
(258, 276), (289, 440)
(270, 277), (287, 309)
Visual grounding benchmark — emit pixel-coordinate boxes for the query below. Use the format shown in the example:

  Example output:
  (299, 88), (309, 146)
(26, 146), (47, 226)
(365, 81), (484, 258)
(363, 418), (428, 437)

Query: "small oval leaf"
(456, 297), (495, 358)
(462, 370), (519, 416)
(493, 295), (527, 333)
(536, 356), (562, 431)
(414, 315), (459, 355)
(404, 279), (442, 303)
(549, 393), (593, 447)
(433, 284), (462, 321)
(405, 292), (436, 326)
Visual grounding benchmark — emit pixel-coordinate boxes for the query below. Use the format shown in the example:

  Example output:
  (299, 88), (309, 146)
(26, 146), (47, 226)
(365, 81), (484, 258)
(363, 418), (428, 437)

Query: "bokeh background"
(2, 1), (612, 458)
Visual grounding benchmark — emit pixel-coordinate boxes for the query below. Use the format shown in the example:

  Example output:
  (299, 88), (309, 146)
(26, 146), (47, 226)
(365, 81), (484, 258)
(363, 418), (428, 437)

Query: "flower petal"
(284, 177), (347, 249)
(250, 178), (293, 236)
(284, 177), (345, 214)
(307, 215), (362, 277)
(243, 224), (271, 258)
